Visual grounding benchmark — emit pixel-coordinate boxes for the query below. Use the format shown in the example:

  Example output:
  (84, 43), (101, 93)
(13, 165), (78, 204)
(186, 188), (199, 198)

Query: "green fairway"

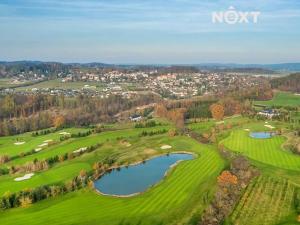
(188, 115), (251, 135)
(0, 162), (91, 196)
(0, 139), (225, 225)
(1, 126), (170, 167)
(222, 130), (300, 171)
(255, 92), (300, 107)
(0, 128), (90, 157)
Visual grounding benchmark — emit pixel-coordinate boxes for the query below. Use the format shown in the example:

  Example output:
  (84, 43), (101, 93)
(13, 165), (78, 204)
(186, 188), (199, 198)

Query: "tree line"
(0, 93), (160, 136)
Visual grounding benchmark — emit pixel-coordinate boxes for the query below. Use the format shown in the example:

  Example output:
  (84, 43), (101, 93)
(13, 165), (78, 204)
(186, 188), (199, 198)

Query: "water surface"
(250, 132), (275, 139)
(94, 153), (193, 196)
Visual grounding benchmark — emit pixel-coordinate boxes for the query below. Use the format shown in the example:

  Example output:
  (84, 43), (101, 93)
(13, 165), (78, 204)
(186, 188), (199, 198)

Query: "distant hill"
(194, 63), (300, 72)
(271, 73), (300, 93)
(1, 61), (300, 78)
(0, 61), (70, 78)
(210, 67), (276, 74)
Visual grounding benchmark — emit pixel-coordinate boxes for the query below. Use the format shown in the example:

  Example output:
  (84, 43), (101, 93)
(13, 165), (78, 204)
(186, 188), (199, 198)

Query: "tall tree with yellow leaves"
(210, 104), (225, 120)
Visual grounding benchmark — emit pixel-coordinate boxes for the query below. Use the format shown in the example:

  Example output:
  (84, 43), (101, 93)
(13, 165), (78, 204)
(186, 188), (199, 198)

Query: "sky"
(0, 0), (300, 64)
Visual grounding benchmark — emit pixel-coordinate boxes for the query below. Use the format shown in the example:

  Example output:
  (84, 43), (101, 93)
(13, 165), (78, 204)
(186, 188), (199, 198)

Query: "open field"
(15, 79), (106, 91)
(255, 92), (300, 107)
(0, 134), (225, 225)
(0, 79), (14, 88)
(229, 176), (297, 225)
(222, 129), (300, 171)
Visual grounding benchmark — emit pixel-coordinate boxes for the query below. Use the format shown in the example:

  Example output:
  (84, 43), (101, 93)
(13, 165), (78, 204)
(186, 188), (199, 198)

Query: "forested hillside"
(271, 73), (300, 93)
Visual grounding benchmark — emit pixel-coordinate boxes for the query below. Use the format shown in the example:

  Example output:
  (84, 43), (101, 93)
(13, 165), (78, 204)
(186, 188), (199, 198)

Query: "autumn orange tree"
(53, 115), (65, 128)
(217, 171), (238, 186)
(210, 103), (225, 120)
(154, 103), (168, 118)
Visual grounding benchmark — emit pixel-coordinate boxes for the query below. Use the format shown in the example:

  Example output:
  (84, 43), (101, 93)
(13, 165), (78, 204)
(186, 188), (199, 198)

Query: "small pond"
(250, 132), (275, 139)
(94, 153), (194, 196)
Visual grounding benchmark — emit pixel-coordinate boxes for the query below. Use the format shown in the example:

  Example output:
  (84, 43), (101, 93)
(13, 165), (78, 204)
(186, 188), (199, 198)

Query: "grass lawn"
(255, 92), (300, 107)
(0, 138), (225, 225)
(222, 130), (300, 171)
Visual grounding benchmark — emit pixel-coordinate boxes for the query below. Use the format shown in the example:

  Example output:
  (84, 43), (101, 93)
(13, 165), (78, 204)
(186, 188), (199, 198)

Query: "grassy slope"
(255, 92), (300, 107)
(0, 139), (225, 225)
(0, 126), (170, 167)
(222, 130), (300, 171)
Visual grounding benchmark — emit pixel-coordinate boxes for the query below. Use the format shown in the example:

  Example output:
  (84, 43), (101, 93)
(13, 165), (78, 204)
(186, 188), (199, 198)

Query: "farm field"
(222, 129), (300, 171)
(229, 176), (297, 225)
(0, 131), (225, 225)
(255, 92), (300, 107)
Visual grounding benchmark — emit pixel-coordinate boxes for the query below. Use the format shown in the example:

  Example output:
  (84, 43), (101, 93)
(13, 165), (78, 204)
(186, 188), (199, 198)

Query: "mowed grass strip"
(222, 130), (300, 171)
(0, 140), (225, 225)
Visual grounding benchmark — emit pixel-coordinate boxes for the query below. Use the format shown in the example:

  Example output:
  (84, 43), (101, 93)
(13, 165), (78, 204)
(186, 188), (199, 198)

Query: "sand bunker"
(244, 129), (250, 131)
(120, 140), (132, 147)
(43, 139), (53, 143)
(35, 148), (42, 152)
(264, 124), (275, 129)
(73, 147), (87, 154)
(14, 173), (34, 181)
(216, 121), (225, 124)
(59, 132), (71, 135)
(161, 145), (172, 150)
(14, 142), (25, 145)
(38, 143), (48, 147)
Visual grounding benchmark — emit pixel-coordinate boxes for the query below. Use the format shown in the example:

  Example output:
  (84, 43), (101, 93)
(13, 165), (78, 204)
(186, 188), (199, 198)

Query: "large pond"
(94, 153), (194, 196)
(250, 132), (275, 139)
